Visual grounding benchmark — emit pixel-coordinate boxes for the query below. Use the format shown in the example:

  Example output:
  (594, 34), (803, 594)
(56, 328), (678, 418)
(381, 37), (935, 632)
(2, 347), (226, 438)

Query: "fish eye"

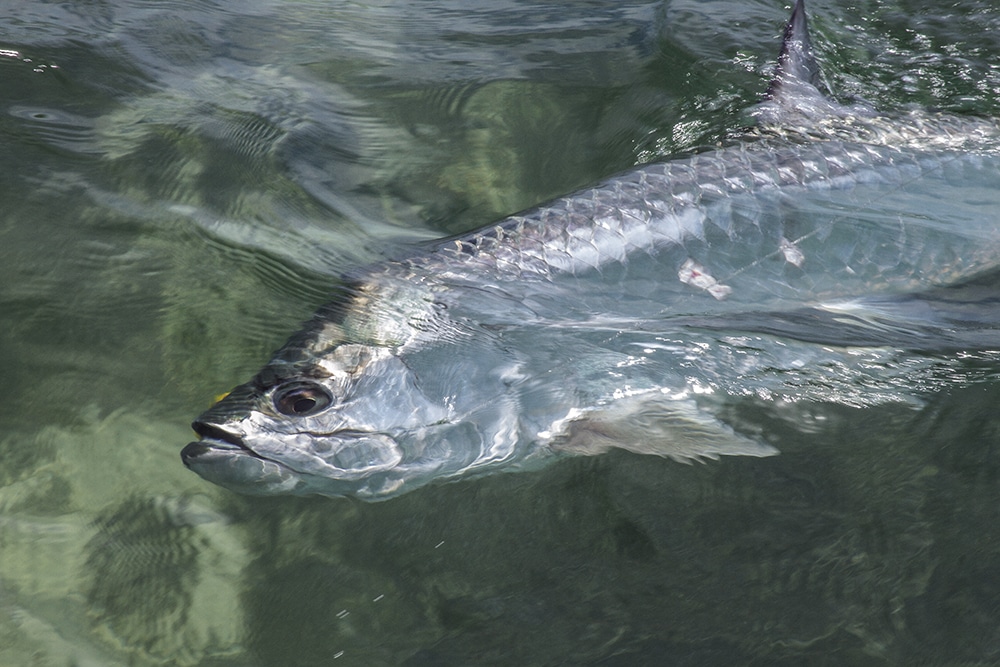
(273, 382), (333, 417)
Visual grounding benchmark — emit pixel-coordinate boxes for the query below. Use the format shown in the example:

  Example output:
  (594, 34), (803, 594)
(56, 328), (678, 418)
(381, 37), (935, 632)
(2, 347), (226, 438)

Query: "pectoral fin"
(549, 396), (778, 462)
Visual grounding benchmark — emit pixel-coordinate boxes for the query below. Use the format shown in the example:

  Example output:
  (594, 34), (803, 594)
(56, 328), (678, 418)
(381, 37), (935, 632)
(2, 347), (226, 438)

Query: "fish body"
(182, 0), (1000, 499)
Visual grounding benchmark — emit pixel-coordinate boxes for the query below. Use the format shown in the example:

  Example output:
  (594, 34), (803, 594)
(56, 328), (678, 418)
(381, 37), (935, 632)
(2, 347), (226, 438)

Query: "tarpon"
(181, 0), (1000, 499)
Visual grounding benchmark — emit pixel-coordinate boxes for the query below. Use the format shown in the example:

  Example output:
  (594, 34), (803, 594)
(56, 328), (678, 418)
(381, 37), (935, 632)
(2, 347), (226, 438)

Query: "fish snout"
(182, 420), (249, 469)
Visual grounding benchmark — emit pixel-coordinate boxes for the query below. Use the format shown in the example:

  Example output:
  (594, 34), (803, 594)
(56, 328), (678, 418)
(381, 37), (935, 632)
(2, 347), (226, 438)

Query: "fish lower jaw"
(181, 438), (273, 469)
(180, 439), (307, 496)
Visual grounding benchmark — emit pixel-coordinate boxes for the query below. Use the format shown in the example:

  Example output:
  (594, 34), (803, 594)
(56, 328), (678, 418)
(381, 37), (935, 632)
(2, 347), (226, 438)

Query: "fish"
(181, 0), (1000, 500)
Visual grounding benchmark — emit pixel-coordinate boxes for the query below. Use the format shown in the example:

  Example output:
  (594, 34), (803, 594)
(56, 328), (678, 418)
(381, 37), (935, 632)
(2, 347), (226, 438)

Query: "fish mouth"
(182, 421), (404, 475)
(192, 420), (244, 447)
(181, 419), (407, 497)
(181, 420), (308, 495)
(182, 421), (255, 464)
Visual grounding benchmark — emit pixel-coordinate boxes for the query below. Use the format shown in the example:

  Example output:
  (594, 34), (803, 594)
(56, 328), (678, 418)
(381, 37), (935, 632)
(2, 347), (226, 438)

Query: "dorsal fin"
(765, 0), (821, 100)
(754, 0), (868, 125)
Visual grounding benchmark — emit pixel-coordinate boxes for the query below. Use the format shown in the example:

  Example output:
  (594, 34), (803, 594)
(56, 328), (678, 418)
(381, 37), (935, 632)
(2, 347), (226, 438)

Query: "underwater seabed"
(3, 386), (1000, 664)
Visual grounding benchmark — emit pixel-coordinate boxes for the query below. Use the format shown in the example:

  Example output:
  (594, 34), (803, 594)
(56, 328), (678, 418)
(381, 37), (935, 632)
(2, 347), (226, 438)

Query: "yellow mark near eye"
(212, 391), (231, 406)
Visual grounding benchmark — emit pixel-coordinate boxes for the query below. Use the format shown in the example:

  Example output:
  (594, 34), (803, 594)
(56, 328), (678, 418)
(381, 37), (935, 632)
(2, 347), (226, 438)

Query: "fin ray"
(549, 396), (779, 463)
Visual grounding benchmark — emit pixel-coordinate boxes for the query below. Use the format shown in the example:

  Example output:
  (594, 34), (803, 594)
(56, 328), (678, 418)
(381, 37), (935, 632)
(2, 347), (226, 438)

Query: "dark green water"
(4, 0), (1000, 664)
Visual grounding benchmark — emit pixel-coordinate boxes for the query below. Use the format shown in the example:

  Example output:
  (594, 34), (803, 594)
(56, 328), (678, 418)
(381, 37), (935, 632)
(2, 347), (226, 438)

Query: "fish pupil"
(293, 396), (316, 413)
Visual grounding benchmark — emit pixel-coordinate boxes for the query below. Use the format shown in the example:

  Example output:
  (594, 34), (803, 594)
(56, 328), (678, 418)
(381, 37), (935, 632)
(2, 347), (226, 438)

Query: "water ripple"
(7, 105), (99, 154)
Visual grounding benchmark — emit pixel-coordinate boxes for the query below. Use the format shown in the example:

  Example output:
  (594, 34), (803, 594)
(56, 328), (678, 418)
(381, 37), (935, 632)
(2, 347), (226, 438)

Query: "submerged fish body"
(182, 0), (1000, 499)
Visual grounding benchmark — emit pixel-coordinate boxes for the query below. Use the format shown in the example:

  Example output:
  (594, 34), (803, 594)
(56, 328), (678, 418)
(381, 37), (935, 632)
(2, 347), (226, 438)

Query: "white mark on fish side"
(678, 258), (732, 299)
(780, 237), (805, 267)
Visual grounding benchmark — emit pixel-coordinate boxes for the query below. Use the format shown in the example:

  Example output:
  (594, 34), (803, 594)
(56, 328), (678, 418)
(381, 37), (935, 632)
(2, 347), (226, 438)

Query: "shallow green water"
(4, 0), (1000, 664)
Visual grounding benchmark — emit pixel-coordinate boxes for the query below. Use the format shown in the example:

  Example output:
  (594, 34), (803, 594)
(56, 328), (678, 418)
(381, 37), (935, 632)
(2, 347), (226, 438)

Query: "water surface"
(4, 0), (1000, 664)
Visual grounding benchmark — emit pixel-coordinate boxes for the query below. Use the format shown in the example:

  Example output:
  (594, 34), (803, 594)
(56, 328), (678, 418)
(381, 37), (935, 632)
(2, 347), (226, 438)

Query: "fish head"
(182, 323), (525, 499)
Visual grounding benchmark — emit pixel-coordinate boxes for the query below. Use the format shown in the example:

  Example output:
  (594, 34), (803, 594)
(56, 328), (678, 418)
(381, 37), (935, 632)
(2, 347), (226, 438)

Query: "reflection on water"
(4, 0), (1000, 664)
